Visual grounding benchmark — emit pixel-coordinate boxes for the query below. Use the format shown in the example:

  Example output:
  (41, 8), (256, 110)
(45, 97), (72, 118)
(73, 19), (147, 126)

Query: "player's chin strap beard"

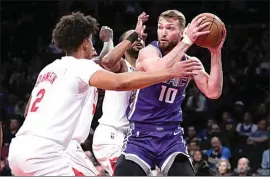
(126, 48), (139, 59)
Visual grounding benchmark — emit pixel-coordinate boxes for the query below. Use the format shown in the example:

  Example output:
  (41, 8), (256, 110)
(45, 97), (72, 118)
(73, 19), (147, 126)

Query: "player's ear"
(82, 38), (91, 51)
(179, 29), (184, 40)
(142, 33), (148, 41)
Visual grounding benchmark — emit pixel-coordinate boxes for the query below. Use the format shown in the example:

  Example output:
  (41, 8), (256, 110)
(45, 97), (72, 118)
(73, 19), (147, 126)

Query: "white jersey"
(98, 61), (134, 131)
(71, 87), (98, 143)
(16, 56), (102, 147)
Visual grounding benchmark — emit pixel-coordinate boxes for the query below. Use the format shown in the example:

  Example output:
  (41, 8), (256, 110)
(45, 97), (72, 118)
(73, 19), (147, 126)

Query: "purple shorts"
(122, 122), (189, 174)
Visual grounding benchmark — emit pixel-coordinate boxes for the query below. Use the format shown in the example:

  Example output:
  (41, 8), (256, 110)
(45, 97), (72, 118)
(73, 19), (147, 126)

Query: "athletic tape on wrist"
(126, 32), (139, 43)
(182, 33), (193, 46)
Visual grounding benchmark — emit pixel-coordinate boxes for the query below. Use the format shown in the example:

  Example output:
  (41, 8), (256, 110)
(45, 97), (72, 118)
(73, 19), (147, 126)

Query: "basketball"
(194, 13), (225, 48)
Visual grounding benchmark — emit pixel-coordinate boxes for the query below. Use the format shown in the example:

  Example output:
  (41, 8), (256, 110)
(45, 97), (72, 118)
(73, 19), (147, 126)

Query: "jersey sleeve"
(76, 59), (103, 85)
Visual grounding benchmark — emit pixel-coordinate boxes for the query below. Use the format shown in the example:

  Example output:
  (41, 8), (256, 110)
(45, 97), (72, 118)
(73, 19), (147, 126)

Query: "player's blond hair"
(159, 10), (186, 29)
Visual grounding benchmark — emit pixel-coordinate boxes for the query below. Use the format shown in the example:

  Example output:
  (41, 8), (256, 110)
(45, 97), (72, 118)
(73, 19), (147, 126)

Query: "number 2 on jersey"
(30, 89), (46, 112)
(159, 85), (177, 103)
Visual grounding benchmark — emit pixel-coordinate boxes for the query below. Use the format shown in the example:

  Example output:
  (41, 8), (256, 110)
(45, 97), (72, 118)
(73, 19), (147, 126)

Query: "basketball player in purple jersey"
(115, 10), (226, 176)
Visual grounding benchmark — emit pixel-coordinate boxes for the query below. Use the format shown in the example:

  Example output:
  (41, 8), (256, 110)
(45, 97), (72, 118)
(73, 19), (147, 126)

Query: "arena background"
(0, 0), (270, 176)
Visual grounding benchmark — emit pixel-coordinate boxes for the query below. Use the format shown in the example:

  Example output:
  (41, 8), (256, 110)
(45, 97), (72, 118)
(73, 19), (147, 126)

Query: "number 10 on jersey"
(159, 85), (178, 103)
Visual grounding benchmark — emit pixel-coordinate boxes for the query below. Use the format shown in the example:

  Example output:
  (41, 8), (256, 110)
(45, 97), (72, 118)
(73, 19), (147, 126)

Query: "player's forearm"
(101, 40), (132, 70)
(114, 70), (175, 91)
(207, 51), (223, 98)
(93, 40), (114, 65)
(100, 40), (114, 59)
(159, 41), (190, 68)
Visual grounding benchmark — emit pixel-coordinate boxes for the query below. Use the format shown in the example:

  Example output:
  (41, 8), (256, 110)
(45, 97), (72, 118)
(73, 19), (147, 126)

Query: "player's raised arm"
(101, 12), (148, 72)
(92, 26), (114, 65)
(136, 14), (210, 72)
(192, 28), (226, 99)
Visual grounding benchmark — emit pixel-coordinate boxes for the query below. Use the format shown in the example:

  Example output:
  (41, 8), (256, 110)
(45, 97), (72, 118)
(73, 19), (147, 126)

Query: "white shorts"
(66, 140), (99, 176)
(8, 135), (75, 176)
(92, 124), (126, 176)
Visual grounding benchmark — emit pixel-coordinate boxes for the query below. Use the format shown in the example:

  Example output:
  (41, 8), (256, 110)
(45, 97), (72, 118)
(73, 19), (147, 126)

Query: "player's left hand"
(99, 26), (113, 42)
(135, 12), (149, 39)
(208, 27), (227, 53)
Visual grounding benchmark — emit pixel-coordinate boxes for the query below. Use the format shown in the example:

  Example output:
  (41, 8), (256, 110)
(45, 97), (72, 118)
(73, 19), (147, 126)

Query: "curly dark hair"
(52, 12), (99, 53)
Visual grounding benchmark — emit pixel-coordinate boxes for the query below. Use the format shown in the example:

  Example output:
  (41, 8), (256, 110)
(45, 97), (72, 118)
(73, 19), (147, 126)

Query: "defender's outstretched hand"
(135, 12), (149, 39)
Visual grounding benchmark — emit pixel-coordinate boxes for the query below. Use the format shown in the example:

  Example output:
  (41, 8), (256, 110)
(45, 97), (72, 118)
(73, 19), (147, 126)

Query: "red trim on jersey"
(110, 157), (118, 176)
(72, 168), (85, 176)
(24, 96), (32, 118)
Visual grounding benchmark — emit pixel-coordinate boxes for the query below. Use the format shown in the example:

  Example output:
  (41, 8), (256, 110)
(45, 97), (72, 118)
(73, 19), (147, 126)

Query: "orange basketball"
(194, 13), (225, 48)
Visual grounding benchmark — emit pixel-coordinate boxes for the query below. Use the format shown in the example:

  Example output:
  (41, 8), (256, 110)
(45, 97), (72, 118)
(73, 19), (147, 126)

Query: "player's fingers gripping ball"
(193, 13), (225, 48)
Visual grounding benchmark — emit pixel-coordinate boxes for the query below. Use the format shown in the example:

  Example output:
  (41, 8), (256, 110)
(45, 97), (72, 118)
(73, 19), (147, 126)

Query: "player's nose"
(161, 29), (167, 36)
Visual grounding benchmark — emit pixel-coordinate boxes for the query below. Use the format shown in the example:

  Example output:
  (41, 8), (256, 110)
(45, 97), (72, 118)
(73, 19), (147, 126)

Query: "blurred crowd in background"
(0, 0), (270, 176)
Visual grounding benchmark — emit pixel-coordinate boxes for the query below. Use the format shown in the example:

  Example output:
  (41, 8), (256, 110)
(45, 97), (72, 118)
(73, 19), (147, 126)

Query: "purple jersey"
(126, 41), (190, 124)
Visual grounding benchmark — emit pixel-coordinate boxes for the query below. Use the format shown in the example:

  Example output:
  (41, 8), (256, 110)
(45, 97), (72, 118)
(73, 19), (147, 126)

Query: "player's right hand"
(184, 15), (211, 43)
(171, 59), (203, 78)
(135, 12), (149, 39)
(208, 27), (227, 53)
(99, 26), (113, 42)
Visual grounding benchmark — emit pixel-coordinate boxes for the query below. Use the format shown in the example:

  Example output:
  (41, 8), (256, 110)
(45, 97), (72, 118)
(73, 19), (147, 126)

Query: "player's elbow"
(100, 53), (117, 69)
(205, 90), (222, 99)
(101, 57), (112, 69)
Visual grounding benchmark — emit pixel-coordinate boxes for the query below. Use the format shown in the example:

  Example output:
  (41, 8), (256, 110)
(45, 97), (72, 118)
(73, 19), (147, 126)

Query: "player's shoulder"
(61, 57), (98, 70)
(61, 56), (94, 64)
(77, 58), (97, 66)
(138, 45), (160, 59)
(39, 59), (61, 73)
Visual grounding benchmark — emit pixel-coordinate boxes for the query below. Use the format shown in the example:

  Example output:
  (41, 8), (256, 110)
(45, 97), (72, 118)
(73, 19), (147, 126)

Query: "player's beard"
(158, 40), (178, 53)
(127, 47), (139, 59)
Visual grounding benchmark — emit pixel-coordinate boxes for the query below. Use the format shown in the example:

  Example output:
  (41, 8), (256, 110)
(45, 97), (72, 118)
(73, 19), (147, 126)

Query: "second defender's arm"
(101, 12), (148, 72)
(101, 39), (133, 72)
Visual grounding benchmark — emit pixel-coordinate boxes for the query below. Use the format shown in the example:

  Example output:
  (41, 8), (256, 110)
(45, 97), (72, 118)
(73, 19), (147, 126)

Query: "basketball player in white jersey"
(92, 30), (146, 176)
(8, 12), (202, 176)
(92, 13), (148, 176)
(65, 26), (115, 176)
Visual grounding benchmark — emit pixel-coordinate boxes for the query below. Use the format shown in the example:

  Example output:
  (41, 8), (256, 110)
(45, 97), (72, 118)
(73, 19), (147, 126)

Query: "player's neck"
(66, 51), (85, 59)
(124, 53), (136, 67)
